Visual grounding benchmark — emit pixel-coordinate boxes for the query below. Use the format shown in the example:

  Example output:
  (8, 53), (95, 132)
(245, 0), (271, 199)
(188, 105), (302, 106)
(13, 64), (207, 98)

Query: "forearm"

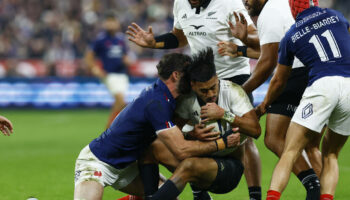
(246, 47), (260, 59)
(243, 34), (260, 51)
(153, 29), (187, 49)
(262, 76), (287, 107)
(231, 117), (260, 139)
(176, 140), (218, 160)
(242, 60), (275, 94)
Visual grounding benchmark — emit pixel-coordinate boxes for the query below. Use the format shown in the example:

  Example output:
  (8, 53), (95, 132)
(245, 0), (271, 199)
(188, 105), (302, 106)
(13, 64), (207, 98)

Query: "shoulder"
(220, 80), (245, 97)
(176, 93), (196, 108)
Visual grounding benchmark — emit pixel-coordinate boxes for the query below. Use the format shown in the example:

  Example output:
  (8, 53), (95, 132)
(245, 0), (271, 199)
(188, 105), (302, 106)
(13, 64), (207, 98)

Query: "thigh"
(118, 174), (144, 196)
(322, 128), (348, 156)
(74, 181), (104, 200)
(266, 114), (291, 141)
(150, 139), (180, 171)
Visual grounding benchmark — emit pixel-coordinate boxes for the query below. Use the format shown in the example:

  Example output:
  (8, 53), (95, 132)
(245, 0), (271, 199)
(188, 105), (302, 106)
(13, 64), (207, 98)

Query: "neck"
(162, 79), (179, 98)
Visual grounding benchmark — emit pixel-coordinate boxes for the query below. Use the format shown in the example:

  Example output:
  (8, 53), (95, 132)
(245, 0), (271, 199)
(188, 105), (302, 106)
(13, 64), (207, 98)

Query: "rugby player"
(254, 1), (350, 199)
(126, 0), (263, 198)
(74, 53), (241, 200)
(85, 11), (132, 127)
(145, 47), (261, 200)
(0, 115), (13, 136)
(218, 0), (322, 199)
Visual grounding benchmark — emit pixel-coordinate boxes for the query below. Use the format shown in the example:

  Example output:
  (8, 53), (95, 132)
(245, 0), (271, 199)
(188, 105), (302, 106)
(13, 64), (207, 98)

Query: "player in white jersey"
(143, 48), (261, 200)
(126, 0), (263, 199)
(218, 0), (322, 199)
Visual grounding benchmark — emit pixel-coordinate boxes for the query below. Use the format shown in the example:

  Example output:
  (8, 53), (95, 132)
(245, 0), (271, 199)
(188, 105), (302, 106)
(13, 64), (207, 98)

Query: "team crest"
(302, 103), (313, 119)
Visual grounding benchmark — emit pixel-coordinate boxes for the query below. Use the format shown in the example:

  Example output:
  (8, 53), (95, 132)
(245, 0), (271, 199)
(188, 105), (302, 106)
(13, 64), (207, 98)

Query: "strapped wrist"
(222, 111), (236, 124)
(154, 33), (179, 49)
(215, 138), (226, 151)
(237, 46), (247, 57)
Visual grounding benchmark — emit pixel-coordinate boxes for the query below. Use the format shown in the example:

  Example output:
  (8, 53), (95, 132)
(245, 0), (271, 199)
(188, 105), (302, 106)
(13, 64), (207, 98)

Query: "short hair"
(104, 10), (117, 20)
(188, 47), (216, 82)
(156, 53), (191, 80)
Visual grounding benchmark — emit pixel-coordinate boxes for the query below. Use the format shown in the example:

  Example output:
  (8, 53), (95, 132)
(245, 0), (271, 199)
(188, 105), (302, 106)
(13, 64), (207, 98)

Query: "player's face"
(188, 0), (202, 8)
(191, 75), (219, 103)
(245, 0), (263, 16)
(103, 18), (120, 33)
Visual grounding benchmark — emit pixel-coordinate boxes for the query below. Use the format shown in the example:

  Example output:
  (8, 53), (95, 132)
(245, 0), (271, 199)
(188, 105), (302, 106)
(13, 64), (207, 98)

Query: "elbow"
(251, 124), (262, 139)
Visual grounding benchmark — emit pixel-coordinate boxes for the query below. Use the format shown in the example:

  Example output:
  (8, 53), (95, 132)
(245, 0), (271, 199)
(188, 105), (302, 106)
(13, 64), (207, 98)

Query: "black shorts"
(266, 67), (309, 118)
(207, 157), (244, 194)
(223, 74), (254, 104)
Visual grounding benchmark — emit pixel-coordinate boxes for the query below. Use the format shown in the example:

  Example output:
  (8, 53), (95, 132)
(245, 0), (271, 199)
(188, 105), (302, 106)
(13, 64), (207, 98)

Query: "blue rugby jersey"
(89, 79), (176, 169)
(91, 32), (127, 73)
(278, 6), (350, 86)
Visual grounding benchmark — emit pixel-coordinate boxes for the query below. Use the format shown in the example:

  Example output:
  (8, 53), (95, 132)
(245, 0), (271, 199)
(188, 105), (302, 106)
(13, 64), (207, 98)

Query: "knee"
(264, 134), (283, 156)
(176, 158), (198, 179)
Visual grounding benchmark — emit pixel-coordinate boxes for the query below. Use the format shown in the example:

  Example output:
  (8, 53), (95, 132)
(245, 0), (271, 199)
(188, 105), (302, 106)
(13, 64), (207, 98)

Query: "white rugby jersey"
(257, 0), (304, 69)
(173, 0), (254, 79)
(176, 80), (253, 156)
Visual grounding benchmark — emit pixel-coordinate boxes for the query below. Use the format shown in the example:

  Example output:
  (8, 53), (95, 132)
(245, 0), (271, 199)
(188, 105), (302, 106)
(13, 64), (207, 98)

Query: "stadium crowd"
(0, 0), (347, 77)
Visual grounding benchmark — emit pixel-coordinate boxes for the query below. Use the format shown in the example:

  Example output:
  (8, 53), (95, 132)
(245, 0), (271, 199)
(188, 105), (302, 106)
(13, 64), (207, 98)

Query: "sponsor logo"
(190, 25), (204, 30)
(74, 170), (81, 182)
(208, 11), (216, 16)
(188, 32), (207, 36)
(94, 171), (102, 177)
(165, 121), (175, 128)
(192, 110), (199, 116)
(302, 103), (313, 119)
(182, 14), (187, 19)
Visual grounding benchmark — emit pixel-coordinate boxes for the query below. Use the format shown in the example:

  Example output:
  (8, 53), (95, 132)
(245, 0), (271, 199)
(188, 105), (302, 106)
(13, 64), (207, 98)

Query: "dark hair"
(156, 53), (191, 80)
(188, 47), (216, 82)
(104, 10), (117, 20)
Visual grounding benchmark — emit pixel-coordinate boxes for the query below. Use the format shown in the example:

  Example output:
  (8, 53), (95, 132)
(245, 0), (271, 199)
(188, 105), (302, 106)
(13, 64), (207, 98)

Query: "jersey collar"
(189, 0), (211, 14)
(296, 6), (319, 21)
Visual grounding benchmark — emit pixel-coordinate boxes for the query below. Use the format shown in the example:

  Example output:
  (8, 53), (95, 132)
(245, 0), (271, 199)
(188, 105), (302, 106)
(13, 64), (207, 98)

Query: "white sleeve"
(227, 0), (253, 26)
(258, 11), (286, 45)
(228, 84), (253, 117)
(173, 0), (182, 29)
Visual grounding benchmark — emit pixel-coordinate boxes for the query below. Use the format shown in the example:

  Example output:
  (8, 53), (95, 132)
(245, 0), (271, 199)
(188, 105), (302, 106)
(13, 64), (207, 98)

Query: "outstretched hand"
(0, 116), (13, 136)
(217, 41), (239, 58)
(229, 12), (248, 43)
(126, 23), (156, 48)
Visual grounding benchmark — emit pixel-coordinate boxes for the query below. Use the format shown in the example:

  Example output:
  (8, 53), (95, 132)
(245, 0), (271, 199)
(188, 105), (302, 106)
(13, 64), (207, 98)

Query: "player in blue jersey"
(254, 0), (350, 199)
(74, 53), (241, 200)
(85, 11), (132, 127)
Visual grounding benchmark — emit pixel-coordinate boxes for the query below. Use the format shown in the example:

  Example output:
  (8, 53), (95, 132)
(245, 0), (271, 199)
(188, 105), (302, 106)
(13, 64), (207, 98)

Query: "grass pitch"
(0, 109), (350, 200)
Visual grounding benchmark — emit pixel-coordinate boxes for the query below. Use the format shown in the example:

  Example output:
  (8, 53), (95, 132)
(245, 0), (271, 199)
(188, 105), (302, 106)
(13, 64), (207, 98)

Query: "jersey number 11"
(309, 29), (342, 62)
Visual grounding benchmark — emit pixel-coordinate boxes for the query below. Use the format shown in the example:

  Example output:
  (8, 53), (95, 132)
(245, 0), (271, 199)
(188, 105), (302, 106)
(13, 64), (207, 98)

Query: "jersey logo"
(192, 110), (199, 116)
(208, 11), (216, 16)
(190, 25), (204, 30)
(302, 103), (313, 119)
(182, 14), (187, 19)
(165, 121), (175, 128)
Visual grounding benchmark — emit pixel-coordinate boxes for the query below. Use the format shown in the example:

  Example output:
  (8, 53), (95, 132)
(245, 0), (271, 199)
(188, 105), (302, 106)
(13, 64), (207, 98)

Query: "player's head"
(244, 0), (266, 16)
(103, 10), (121, 34)
(289, 0), (319, 19)
(157, 53), (192, 94)
(187, 0), (210, 8)
(188, 48), (219, 103)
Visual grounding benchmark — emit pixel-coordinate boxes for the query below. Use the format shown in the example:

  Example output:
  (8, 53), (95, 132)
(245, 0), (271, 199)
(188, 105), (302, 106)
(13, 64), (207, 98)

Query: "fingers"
(131, 22), (143, 31)
(148, 26), (153, 34)
(0, 125), (11, 136)
(233, 12), (239, 23)
(228, 21), (234, 30)
(239, 13), (247, 25)
(202, 134), (221, 141)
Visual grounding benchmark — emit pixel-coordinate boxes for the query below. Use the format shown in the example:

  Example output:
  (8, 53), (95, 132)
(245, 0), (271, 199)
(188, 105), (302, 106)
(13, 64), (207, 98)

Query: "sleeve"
(228, 83), (253, 117)
(173, 0), (182, 29)
(334, 10), (350, 29)
(91, 39), (101, 55)
(144, 100), (176, 134)
(278, 34), (295, 67)
(227, 0), (253, 26)
(258, 11), (288, 45)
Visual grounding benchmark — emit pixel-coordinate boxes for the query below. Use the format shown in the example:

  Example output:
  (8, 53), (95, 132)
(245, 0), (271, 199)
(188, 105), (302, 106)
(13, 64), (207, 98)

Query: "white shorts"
(74, 145), (138, 189)
(103, 73), (129, 95)
(292, 76), (350, 136)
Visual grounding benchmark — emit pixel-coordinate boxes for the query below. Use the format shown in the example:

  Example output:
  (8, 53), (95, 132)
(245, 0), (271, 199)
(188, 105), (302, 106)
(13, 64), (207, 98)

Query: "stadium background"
(0, 0), (349, 199)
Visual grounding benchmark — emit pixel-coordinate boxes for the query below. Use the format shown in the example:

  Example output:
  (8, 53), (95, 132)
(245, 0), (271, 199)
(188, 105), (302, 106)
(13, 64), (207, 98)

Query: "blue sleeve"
(91, 39), (102, 55)
(278, 34), (294, 67)
(334, 10), (350, 29)
(144, 100), (175, 134)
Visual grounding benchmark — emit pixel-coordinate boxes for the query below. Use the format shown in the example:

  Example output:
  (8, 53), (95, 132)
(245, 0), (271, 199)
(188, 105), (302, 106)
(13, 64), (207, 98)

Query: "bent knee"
(264, 136), (284, 156)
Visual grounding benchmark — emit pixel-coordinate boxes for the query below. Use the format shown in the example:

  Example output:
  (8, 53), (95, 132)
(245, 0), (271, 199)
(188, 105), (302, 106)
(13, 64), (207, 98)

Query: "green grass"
(0, 109), (350, 199)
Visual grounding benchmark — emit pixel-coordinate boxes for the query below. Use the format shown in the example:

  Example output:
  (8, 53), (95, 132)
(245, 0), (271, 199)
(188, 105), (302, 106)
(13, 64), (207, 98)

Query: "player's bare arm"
(229, 12), (260, 50)
(0, 116), (13, 136)
(157, 126), (241, 161)
(200, 103), (261, 138)
(127, 22), (187, 49)
(242, 42), (279, 94)
(256, 63), (291, 117)
(84, 50), (106, 79)
(217, 41), (260, 59)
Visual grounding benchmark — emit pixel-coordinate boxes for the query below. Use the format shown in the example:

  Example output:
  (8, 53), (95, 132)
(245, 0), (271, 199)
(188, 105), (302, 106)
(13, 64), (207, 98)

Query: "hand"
(217, 41), (239, 58)
(229, 12), (248, 43)
(200, 103), (225, 122)
(0, 116), (13, 136)
(91, 67), (106, 79)
(126, 23), (156, 48)
(255, 103), (267, 118)
(224, 132), (241, 148)
(189, 124), (221, 141)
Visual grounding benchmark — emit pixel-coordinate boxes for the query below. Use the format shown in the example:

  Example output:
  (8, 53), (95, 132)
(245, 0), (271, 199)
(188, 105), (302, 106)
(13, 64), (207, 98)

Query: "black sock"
(150, 180), (180, 200)
(138, 164), (159, 199)
(297, 169), (320, 200)
(248, 186), (261, 200)
(190, 184), (212, 200)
